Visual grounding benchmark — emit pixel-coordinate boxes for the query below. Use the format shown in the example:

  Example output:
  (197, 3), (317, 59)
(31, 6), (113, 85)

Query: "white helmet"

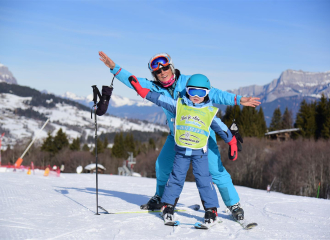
(148, 53), (175, 81)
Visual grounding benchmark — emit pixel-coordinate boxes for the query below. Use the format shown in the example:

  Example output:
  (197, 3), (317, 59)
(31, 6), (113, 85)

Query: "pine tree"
(41, 132), (57, 154)
(281, 107), (293, 129)
(315, 94), (329, 139)
(257, 107), (267, 137)
(295, 100), (316, 139)
(125, 133), (136, 156)
(53, 128), (69, 152)
(70, 137), (80, 151)
(269, 107), (282, 131)
(93, 138), (104, 155)
(322, 96), (330, 139)
(223, 106), (235, 127)
(112, 132), (127, 158)
(82, 143), (90, 151)
(238, 106), (250, 137)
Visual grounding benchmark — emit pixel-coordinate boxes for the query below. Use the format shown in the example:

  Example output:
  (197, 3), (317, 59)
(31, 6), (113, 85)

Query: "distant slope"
(0, 82), (168, 149)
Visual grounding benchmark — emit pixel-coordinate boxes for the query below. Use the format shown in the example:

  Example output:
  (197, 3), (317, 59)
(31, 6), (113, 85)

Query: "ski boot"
(228, 202), (244, 220)
(161, 204), (178, 226)
(140, 194), (163, 211)
(203, 208), (218, 228)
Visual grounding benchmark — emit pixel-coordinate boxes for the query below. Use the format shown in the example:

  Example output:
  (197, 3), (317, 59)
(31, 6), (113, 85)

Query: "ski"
(165, 220), (180, 226)
(98, 204), (200, 215)
(194, 219), (222, 230)
(225, 208), (258, 230)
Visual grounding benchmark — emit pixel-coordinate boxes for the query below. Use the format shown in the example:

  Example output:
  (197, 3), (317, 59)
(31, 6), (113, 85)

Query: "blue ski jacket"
(110, 64), (242, 136)
(146, 92), (233, 156)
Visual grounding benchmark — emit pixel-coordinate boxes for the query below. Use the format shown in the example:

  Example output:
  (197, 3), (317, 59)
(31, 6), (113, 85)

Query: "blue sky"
(0, 0), (329, 100)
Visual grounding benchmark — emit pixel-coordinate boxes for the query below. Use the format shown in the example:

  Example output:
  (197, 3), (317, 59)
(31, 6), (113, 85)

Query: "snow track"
(0, 172), (329, 239)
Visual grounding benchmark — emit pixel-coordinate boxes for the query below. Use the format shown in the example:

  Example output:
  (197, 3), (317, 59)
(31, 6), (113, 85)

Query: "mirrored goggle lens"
(188, 88), (208, 97)
(151, 57), (169, 69)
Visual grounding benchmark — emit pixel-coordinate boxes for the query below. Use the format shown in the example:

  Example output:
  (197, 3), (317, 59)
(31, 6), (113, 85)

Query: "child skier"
(128, 74), (239, 228)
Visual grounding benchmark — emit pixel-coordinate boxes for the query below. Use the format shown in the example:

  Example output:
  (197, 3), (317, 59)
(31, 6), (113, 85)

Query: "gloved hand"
(228, 136), (238, 161)
(229, 122), (243, 152)
(96, 86), (113, 116)
(128, 75), (150, 98)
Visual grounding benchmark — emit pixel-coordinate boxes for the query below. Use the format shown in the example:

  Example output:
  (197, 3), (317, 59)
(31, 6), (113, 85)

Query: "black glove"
(229, 122), (243, 152)
(96, 86), (113, 116)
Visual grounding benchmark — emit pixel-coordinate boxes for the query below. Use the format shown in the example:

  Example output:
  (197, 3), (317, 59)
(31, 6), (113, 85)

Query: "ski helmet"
(148, 53), (175, 81)
(186, 74), (211, 90)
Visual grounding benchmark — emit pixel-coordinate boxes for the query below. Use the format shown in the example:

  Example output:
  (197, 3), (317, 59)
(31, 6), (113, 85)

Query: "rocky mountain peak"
(0, 64), (18, 84)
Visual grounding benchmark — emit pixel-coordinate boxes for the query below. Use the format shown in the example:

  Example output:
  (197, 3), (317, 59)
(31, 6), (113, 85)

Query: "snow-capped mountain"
(0, 64), (18, 84)
(64, 69), (330, 126)
(0, 82), (168, 149)
(228, 69), (330, 102)
(61, 91), (154, 108)
(61, 91), (166, 125)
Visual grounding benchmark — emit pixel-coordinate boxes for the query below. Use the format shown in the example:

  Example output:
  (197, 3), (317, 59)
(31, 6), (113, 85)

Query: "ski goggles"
(149, 56), (171, 72)
(153, 65), (171, 75)
(186, 87), (210, 98)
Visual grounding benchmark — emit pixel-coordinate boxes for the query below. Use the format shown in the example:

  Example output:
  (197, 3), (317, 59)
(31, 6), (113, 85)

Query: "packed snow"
(0, 170), (329, 239)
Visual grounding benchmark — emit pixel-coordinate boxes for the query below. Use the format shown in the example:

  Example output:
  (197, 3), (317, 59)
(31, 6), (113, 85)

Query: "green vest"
(174, 98), (218, 150)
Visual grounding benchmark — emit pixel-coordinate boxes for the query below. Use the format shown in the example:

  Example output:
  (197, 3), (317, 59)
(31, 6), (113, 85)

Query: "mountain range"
(0, 65), (168, 149)
(1, 63), (329, 148)
(60, 69), (330, 126)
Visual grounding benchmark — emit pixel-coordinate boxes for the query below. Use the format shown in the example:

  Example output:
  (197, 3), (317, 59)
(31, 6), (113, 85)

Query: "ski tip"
(194, 222), (202, 227)
(194, 222), (209, 229)
(245, 223), (258, 230)
(164, 220), (180, 226)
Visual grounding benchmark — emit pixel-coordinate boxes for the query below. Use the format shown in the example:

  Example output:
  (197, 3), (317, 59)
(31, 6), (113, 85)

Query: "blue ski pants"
(155, 133), (240, 207)
(161, 152), (219, 209)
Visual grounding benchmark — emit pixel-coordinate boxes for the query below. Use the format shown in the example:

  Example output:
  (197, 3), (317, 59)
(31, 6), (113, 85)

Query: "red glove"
(128, 75), (150, 98)
(228, 136), (238, 161)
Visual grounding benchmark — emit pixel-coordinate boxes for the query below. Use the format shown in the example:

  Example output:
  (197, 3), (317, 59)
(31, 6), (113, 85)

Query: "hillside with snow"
(0, 88), (168, 149)
(0, 171), (329, 239)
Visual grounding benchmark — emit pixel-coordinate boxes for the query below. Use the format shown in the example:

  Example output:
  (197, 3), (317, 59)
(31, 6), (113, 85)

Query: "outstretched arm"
(209, 88), (261, 107)
(129, 76), (177, 114)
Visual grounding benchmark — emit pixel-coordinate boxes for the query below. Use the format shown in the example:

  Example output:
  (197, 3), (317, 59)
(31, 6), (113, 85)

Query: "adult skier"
(99, 51), (261, 220)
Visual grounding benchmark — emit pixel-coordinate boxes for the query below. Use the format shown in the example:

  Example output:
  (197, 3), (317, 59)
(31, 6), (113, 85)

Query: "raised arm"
(99, 51), (154, 90)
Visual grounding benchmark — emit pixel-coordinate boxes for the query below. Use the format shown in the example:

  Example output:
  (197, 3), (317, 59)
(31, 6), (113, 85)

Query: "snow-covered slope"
(0, 172), (329, 239)
(0, 92), (168, 149)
